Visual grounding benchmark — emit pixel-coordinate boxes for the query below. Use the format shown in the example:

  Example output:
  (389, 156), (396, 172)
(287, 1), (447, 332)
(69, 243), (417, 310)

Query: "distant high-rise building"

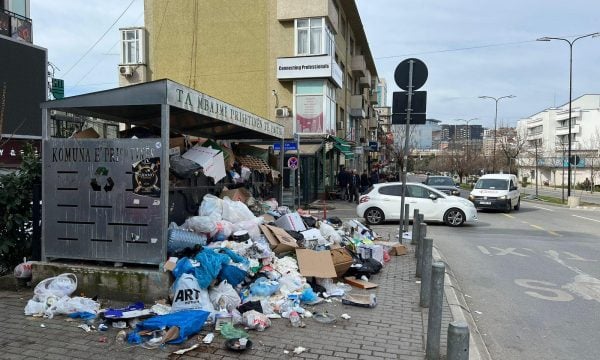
(376, 78), (387, 107)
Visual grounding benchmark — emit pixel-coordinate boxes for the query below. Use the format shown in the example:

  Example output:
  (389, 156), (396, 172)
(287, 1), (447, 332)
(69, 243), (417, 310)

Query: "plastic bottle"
(116, 330), (127, 345)
(289, 311), (301, 327)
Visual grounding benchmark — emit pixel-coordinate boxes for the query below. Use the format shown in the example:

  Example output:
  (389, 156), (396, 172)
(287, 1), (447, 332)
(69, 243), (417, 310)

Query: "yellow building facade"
(139, 0), (379, 201)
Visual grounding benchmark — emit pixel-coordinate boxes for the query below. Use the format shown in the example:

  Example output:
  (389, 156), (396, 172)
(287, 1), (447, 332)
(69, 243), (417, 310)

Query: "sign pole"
(297, 133), (301, 209)
(399, 60), (414, 239)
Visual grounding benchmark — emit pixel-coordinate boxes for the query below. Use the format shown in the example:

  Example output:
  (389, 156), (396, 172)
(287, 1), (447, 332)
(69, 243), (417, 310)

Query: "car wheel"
(365, 207), (385, 225)
(444, 208), (465, 227)
(505, 200), (512, 213)
(514, 198), (520, 210)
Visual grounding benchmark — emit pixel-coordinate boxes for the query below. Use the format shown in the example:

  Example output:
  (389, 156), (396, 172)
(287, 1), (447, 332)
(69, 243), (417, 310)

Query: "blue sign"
(368, 141), (378, 152)
(273, 142), (298, 151)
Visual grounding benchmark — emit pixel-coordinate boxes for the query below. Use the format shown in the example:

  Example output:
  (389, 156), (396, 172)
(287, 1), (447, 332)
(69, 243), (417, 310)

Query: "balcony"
(1, 9), (33, 43)
(351, 55), (366, 76)
(555, 125), (580, 136)
(350, 94), (367, 118)
(359, 70), (371, 88)
(556, 108), (582, 121)
(526, 117), (543, 127)
(369, 90), (378, 105)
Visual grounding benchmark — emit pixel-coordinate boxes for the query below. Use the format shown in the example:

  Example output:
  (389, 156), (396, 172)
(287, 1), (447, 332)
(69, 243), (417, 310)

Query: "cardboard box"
(344, 276), (378, 289)
(182, 145), (226, 182)
(260, 224), (298, 254)
(300, 228), (325, 242)
(274, 212), (307, 232)
(296, 249), (337, 278)
(71, 127), (100, 139)
(169, 136), (187, 154)
(330, 248), (354, 277)
(220, 188), (252, 203)
(358, 244), (384, 264)
(374, 241), (408, 256)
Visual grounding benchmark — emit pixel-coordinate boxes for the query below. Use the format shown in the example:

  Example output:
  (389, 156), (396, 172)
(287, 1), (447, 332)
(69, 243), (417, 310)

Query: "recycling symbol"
(90, 166), (114, 192)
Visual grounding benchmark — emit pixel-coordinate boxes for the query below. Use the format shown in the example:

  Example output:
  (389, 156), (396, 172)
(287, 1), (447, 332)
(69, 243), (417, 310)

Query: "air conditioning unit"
(275, 107), (291, 118)
(119, 65), (133, 77)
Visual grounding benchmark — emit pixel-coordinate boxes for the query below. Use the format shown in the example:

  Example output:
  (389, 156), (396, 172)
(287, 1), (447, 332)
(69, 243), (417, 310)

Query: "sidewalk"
(0, 204), (456, 360)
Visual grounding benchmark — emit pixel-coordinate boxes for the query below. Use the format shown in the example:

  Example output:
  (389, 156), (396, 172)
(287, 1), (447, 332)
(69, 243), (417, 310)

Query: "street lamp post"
(537, 32), (599, 197)
(479, 95), (515, 173)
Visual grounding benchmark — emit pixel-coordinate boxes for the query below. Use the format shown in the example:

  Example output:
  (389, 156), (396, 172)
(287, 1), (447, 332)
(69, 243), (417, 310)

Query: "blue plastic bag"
(219, 265), (247, 287)
(249, 277), (280, 297)
(134, 310), (210, 344)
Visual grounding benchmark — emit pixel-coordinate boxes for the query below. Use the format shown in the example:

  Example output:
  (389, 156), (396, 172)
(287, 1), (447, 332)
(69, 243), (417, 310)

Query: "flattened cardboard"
(296, 249), (337, 278)
(330, 248), (353, 277)
(374, 241), (408, 256)
(220, 188), (251, 203)
(344, 276), (378, 289)
(260, 225), (298, 254)
(71, 127), (100, 139)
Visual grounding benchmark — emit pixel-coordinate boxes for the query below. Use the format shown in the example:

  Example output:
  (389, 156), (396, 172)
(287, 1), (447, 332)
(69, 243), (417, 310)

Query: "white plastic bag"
(318, 221), (342, 244)
(221, 198), (255, 223)
(34, 273), (77, 299)
(183, 216), (217, 235)
(14, 260), (33, 278)
(209, 280), (241, 311)
(45, 296), (100, 318)
(199, 194), (223, 220)
(170, 274), (215, 315)
(232, 217), (264, 241)
(24, 299), (47, 316)
(242, 310), (271, 331)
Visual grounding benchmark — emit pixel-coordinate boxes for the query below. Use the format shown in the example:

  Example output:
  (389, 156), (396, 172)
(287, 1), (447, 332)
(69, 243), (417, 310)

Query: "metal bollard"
(411, 209), (420, 245)
(416, 222), (427, 276)
(404, 203), (410, 233)
(426, 261), (445, 360)
(419, 238), (433, 306)
(447, 321), (470, 360)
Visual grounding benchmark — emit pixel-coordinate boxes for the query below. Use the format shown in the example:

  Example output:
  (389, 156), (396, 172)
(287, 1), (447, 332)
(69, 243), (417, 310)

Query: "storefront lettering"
(172, 87), (284, 138)
(51, 146), (155, 163)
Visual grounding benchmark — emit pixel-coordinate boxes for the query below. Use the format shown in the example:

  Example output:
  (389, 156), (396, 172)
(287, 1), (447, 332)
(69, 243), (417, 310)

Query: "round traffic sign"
(394, 58), (428, 91)
(287, 156), (299, 170)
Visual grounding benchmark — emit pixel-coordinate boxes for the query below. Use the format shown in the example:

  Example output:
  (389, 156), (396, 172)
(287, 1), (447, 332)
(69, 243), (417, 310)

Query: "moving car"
(469, 173), (520, 212)
(422, 175), (461, 196)
(357, 182), (478, 226)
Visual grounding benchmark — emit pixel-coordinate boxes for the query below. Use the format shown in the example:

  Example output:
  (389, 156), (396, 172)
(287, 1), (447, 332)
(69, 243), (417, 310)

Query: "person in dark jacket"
(370, 170), (379, 185)
(337, 166), (349, 199)
(349, 169), (361, 203)
(360, 170), (370, 193)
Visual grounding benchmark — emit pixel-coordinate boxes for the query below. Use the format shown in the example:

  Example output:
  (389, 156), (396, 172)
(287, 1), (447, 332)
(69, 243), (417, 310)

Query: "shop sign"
(166, 82), (284, 139)
(0, 139), (41, 166)
(277, 55), (343, 88)
(273, 142), (297, 151)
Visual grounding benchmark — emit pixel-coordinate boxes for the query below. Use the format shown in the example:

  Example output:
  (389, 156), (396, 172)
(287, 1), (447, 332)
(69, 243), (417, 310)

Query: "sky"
(30, 0), (600, 130)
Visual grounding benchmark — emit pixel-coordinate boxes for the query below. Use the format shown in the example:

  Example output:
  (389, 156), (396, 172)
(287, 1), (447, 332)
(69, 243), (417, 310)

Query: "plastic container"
(116, 330), (127, 345)
(289, 311), (301, 327)
(167, 228), (207, 252)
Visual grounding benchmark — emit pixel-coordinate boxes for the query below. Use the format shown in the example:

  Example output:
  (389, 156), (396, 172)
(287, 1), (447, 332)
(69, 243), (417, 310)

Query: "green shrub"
(0, 142), (41, 275)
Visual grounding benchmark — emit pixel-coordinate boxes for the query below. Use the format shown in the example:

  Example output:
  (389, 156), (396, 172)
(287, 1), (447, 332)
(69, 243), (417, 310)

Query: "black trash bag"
(170, 155), (202, 179)
(301, 216), (317, 228)
(284, 230), (304, 243)
(346, 258), (383, 277)
(327, 217), (343, 227)
(237, 300), (263, 314)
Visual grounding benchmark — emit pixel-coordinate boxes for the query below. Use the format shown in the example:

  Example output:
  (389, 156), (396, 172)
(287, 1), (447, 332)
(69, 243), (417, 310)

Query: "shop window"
(121, 28), (145, 65)
(295, 80), (324, 134)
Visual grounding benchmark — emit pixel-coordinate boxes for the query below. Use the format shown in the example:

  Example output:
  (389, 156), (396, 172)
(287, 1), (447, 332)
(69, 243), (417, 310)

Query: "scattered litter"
(465, 294), (472, 298)
(474, 310), (482, 315)
(293, 346), (307, 354)
(225, 337), (252, 352)
(112, 321), (127, 329)
(416, 281), (421, 284)
(202, 333), (214, 344)
(342, 293), (377, 308)
(340, 313), (351, 320)
(312, 312), (336, 324)
(40, 324), (45, 328)
(78, 324), (92, 332)
(98, 336), (107, 343)
(283, 350), (289, 354)
(98, 323), (108, 331)
(172, 343), (200, 355)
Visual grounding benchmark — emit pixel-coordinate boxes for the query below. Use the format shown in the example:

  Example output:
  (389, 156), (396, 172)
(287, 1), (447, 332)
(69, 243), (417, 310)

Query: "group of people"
(336, 166), (380, 203)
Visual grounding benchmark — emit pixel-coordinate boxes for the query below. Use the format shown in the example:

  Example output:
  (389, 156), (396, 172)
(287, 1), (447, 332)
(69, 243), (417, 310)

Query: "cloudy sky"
(30, 0), (600, 130)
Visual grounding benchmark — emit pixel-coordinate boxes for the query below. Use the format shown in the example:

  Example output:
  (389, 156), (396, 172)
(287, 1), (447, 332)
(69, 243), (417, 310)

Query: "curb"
(432, 246), (492, 360)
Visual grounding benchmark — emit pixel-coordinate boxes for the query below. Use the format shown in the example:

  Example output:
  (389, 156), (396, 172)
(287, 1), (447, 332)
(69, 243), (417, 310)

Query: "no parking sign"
(287, 156), (298, 170)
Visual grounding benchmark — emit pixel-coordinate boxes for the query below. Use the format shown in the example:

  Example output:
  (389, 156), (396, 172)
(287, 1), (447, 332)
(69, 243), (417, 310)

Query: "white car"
(356, 182), (478, 226)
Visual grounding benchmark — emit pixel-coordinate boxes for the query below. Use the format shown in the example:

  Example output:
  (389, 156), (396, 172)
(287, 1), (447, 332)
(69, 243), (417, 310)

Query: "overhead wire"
(62, 0), (137, 78)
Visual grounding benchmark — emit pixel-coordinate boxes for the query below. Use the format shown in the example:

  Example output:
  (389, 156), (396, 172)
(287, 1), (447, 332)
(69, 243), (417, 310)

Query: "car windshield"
(475, 179), (509, 190)
(428, 177), (454, 186)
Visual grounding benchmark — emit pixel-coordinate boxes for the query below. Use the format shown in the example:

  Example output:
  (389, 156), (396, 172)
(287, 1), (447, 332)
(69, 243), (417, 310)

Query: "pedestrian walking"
(337, 166), (349, 200)
(360, 170), (370, 194)
(349, 169), (360, 203)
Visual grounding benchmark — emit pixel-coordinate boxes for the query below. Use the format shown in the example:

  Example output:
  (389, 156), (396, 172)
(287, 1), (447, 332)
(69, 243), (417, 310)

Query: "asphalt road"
(422, 202), (600, 360)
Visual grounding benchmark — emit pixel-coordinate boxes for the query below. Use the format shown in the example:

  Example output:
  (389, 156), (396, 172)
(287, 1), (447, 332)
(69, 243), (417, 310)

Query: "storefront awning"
(331, 136), (354, 159)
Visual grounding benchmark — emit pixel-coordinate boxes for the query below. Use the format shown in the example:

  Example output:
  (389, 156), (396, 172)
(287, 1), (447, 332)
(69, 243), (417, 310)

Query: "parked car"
(357, 182), (478, 226)
(422, 175), (461, 196)
(469, 173), (520, 212)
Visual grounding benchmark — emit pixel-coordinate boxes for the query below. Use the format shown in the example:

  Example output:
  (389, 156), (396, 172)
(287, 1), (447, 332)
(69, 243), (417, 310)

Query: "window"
(296, 18), (334, 56)
(379, 185), (402, 196)
(121, 28), (145, 65)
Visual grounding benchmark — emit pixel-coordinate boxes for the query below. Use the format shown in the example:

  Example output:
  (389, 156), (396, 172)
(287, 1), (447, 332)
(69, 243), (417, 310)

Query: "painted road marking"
(530, 205), (554, 212)
(477, 246), (491, 255)
(545, 250), (600, 303)
(529, 224), (544, 231)
(572, 214), (600, 223)
(514, 279), (574, 302)
(563, 251), (598, 262)
(503, 214), (515, 219)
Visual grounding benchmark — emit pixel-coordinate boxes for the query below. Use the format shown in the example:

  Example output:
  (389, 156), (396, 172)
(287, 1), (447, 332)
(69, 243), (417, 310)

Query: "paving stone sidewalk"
(0, 209), (453, 359)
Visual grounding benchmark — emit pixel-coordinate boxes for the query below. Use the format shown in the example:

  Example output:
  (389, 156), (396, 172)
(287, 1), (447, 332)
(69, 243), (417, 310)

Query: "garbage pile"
(23, 193), (407, 353)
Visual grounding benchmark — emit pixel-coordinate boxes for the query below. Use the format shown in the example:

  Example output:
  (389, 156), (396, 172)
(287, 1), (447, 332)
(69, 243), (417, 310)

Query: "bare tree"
(497, 127), (528, 175)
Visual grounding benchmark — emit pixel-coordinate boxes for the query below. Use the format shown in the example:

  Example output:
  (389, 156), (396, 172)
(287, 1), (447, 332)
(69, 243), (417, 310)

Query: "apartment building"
(517, 94), (600, 187)
(126, 0), (379, 201)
